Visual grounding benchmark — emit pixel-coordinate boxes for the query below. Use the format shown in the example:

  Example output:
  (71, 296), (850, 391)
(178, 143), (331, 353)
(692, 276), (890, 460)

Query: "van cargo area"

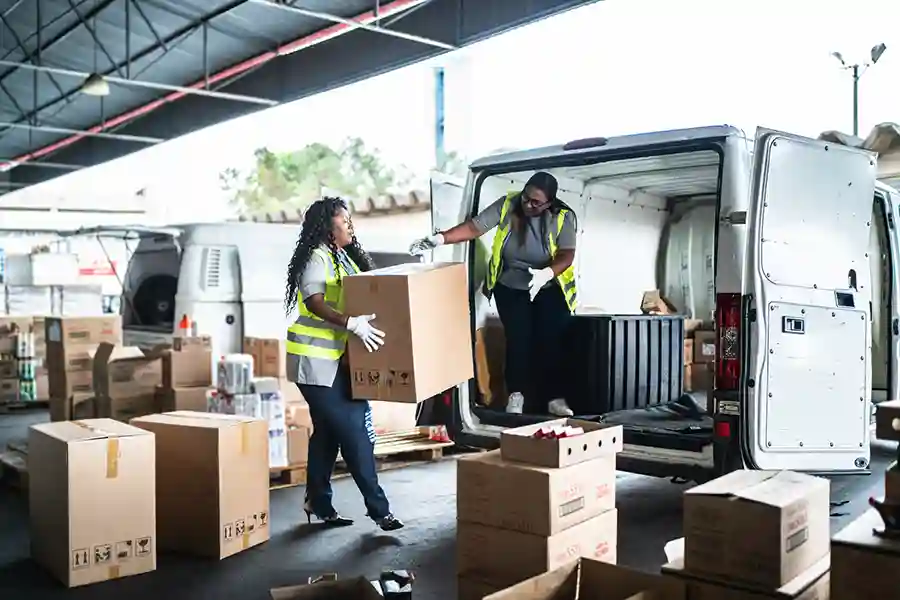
(456, 137), (893, 478)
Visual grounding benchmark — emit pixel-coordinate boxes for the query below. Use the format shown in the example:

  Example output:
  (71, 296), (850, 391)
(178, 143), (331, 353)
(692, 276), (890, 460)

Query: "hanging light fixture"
(80, 73), (110, 96)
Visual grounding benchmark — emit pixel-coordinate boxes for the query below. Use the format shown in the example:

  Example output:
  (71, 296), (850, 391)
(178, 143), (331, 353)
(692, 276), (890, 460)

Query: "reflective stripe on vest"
(285, 247), (359, 361)
(486, 192), (578, 312)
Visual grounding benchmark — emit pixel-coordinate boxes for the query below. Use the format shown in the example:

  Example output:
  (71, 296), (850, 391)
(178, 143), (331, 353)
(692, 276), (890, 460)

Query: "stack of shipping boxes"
(828, 398), (900, 598)
(456, 419), (623, 599)
(155, 336), (214, 413)
(661, 469), (831, 599)
(683, 321), (715, 398)
(0, 317), (45, 406)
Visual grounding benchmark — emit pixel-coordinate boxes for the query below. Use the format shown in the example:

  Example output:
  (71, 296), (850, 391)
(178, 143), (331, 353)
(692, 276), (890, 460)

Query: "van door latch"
(720, 211), (747, 226)
(782, 316), (805, 334)
(893, 318), (899, 336)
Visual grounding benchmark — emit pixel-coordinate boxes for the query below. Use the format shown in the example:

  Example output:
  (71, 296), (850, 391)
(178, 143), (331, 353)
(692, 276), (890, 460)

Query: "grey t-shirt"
(300, 246), (359, 300)
(472, 195), (577, 290)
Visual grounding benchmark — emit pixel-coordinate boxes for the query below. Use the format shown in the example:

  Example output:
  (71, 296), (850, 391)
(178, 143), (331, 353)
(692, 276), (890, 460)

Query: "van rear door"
(743, 128), (877, 472)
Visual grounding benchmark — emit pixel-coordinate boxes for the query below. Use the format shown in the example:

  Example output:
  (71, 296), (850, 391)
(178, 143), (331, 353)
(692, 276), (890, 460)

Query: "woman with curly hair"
(284, 196), (403, 531)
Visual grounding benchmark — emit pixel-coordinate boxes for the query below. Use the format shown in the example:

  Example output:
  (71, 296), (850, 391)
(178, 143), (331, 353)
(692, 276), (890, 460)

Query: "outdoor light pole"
(832, 43), (887, 137)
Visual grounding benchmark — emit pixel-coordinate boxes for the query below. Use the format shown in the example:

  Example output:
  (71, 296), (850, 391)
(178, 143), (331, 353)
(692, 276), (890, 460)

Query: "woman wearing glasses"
(409, 172), (578, 417)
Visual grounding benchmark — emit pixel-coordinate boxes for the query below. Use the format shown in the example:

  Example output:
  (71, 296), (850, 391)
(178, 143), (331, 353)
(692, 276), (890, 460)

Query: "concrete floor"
(0, 410), (894, 599)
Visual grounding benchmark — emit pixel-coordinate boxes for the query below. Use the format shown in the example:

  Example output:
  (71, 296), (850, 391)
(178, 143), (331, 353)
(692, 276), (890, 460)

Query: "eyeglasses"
(521, 192), (550, 210)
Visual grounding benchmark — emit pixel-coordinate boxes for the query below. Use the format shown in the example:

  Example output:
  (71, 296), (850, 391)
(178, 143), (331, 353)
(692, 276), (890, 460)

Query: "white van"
(432, 125), (898, 481)
(61, 223), (420, 369)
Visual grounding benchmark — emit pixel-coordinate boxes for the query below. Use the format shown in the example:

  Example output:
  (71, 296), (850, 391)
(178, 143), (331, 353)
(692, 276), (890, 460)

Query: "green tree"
(436, 150), (469, 177)
(220, 137), (409, 216)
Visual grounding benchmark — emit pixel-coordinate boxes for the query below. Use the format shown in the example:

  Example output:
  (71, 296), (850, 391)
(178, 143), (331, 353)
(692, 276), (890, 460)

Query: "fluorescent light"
(81, 73), (110, 97)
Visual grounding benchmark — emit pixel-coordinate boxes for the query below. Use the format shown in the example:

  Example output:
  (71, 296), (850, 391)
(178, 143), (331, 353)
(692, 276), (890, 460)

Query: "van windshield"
(122, 233), (181, 332)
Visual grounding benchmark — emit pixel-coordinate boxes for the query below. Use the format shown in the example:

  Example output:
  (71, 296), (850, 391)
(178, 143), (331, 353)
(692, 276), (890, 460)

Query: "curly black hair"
(284, 196), (376, 315)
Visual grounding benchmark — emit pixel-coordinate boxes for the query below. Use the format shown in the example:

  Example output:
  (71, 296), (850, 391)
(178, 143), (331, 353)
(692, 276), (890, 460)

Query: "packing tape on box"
(240, 422), (249, 455)
(108, 565), (120, 579)
(242, 532), (250, 550)
(71, 421), (119, 479)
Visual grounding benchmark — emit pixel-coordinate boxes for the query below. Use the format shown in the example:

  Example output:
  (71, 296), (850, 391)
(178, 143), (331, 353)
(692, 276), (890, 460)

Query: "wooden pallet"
(0, 400), (49, 414)
(270, 426), (454, 490)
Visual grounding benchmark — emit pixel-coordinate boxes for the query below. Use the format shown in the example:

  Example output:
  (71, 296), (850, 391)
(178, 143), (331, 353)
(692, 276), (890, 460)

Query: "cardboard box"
(831, 508), (900, 599)
(156, 386), (210, 412)
(50, 369), (93, 400)
(343, 262), (473, 403)
(474, 322), (507, 406)
(875, 399), (900, 441)
(244, 337), (288, 379)
(683, 339), (694, 366)
(457, 509), (618, 589)
(285, 401), (312, 430)
(162, 337), (212, 389)
(641, 290), (676, 315)
(130, 411), (270, 559)
(287, 427), (310, 465)
(91, 343), (162, 421)
(458, 450), (616, 536)
(0, 377), (18, 403)
(487, 558), (685, 600)
(46, 316), (122, 346)
(0, 359), (16, 379)
(28, 419), (156, 587)
(692, 330), (717, 364)
(683, 470), (830, 590)
(663, 556), (828, 600)
(370, 400), (417, 434)
(458, 577), (506, 600)
(684, 363), (714, 393)
(500, 419), (623, 468)
(0, 316), (34, 355)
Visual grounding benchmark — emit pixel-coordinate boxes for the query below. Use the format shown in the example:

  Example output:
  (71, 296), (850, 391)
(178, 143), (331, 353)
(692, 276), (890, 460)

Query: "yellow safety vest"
(285, 248), (359, 362)
(486, 191), (577, 312)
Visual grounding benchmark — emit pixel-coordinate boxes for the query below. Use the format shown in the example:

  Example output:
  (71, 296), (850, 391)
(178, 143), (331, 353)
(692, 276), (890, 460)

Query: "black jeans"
(297, 366), (390, 519)
(493, 282), (572, 412)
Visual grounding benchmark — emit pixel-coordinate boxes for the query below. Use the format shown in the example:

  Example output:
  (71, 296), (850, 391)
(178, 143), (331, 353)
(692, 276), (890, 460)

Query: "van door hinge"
(748, 308), (757, 323)
(889, 212), (896, 230)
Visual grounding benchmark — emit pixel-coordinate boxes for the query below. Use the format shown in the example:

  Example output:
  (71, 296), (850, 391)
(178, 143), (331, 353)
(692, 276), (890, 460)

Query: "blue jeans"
(297, 366), (390, 519)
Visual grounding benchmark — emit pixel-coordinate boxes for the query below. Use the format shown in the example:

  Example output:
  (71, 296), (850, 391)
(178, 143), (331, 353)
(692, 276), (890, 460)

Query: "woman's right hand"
(408, 233), (444, 256)
(346, 314), (386, 352)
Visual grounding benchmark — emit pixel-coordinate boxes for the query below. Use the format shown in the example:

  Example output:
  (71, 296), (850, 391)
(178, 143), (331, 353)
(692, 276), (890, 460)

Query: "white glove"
(527, 267), (554, 302)
(408, 233), (444, 256)
(346, 314), (385, 352)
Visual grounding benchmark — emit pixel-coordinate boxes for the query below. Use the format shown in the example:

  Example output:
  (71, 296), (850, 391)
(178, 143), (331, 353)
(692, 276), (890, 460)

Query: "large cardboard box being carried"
(130, 411), (270, 559)
(682, 470), (830, 590)
(343, 263), (472, 403)
(28, 419), (156, 587)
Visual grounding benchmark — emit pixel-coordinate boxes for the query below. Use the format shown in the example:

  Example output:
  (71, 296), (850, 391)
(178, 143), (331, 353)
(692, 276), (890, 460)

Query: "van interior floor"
(475, 393), (714, 452)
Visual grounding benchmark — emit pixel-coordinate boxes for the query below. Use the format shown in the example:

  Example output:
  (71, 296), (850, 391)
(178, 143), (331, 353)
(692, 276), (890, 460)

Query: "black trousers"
(493, 283), (572, 413)
(297, 366), (390, 519)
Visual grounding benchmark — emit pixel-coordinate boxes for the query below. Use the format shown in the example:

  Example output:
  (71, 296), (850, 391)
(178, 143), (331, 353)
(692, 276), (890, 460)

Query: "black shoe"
(304, 502), (353, 527)
(374, 514), (404, 532)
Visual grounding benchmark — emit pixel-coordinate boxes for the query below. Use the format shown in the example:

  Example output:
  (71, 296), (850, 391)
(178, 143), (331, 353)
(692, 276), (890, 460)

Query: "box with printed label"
(500, 419), (623, 468)
(343, 262), (473, 403)
(692, 330), (717, 364)
(457, 509), (618, 590)
(130, 411), (270, 559)
(683, 470), (830, 590)
(28, 418), (156, 588)
(457, 449), (616, 536)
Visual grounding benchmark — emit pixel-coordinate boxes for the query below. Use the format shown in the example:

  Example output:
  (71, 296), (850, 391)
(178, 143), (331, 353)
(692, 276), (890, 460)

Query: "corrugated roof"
(234, 189), (429, 222)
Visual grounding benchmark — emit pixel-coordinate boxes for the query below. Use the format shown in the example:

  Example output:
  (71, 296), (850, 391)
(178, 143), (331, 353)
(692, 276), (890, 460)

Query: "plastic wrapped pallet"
(5, 286), (52, 316)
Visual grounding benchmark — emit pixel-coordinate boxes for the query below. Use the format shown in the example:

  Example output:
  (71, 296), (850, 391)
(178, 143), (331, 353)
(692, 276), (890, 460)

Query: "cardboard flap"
(270, 577), (381, 600)
(579, 559), (684, 600)
(350, 262), (459, 277)
(132, 410), (258, 429)
(484, 559), (580, 599)
(732, 471), (827, 507)
(33, 418), (150, 442)
(684, 469), (777, 497)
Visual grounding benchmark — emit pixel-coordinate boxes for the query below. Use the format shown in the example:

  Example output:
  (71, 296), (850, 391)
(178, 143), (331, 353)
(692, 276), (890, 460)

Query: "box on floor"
(682, 470), (830, 590)
(457, 509), (618, 590)
(830, 508), (900, 599)
(663, 556), (829, 600)
(343, 262), (473, 403)
(28, 419), (156, 588)
(130, 411), (270, 559)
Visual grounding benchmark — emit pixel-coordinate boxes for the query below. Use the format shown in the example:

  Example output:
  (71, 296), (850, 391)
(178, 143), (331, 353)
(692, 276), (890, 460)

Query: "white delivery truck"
(430, 125), (899, 482)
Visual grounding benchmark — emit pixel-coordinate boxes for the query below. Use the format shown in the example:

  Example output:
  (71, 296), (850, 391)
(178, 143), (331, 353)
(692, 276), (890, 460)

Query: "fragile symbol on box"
(94, 544), (112, 564)
(353, 369), (366, 385)
(72, 548), (89, 570)
(135, 537), (152, 557)
(397, 371), (411, 387)
(116, 540), (133, 560)
(259, 511), (269, 527)
(367, 371), (380, 385)
(223, 522), (234, 541)
(247, 514), (258, 533)
(235, 519), (246, 536)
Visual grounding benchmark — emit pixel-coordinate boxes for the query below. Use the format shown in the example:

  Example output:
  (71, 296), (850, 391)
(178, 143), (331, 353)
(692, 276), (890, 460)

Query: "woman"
(409, 172), (577, 417)
(284, 196), (403, 531)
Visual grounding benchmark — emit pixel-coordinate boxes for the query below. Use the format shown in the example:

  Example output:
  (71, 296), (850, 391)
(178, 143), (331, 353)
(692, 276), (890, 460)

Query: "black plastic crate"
(566, 315), (685, 414)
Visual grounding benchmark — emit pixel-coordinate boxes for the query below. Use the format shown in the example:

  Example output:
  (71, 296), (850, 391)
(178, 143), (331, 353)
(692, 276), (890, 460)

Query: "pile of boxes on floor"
(456, 418), (623, 598)
(0, 317), (47, 405)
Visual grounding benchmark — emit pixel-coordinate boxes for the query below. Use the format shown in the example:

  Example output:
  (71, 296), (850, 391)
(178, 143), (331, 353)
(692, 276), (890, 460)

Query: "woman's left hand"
(527, 267), (554, 301)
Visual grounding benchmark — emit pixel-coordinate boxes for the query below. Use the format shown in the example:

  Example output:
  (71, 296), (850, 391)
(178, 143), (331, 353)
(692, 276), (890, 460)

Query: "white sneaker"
(506, 392), (524, 414)
(548, 398), (574, 417)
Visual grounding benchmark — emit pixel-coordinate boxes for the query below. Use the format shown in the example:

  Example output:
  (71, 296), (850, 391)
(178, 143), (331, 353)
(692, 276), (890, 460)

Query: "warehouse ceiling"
(0, 0), (598, 196)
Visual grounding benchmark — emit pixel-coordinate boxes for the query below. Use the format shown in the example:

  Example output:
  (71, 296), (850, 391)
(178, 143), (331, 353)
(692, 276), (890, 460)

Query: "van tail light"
(716, 293), (742, 391)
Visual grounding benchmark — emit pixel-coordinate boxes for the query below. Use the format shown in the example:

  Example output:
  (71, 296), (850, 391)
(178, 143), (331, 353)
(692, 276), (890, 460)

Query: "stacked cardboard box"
(89, 342), (164, 422)
(683, 324), (715, 394)
(131, 411), (270, 559)
(155, 336), (213, 412)
(45, 316), (122, 421)
(28, 419), (157, 587)
(456, 419), (623, 598)
(829, 399), (900, 598)
(662, 470), (831, 599)
(0, 317), (33, 405)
